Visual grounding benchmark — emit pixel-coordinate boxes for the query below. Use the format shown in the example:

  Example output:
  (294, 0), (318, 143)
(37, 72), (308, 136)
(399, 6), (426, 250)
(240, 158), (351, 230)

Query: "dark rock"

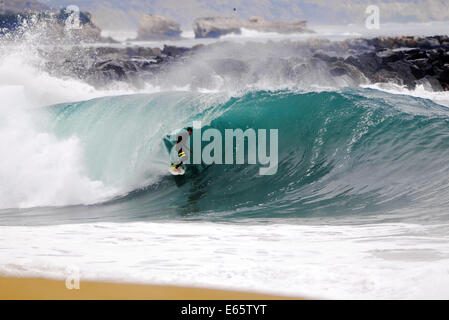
(313, 52), (338, 63)
(162, 45), (190, 57)
(410, 64), (426, 79)
(404, 47), (421, 53)
(377, 50), (404, 63)
(345, 52), (382, 76)
(135, 47), (159, 58)
(330, 67), (348, 77)
(411, 58), (430, 68)
(443, 52), (449, 64)
(387, 60), (417, 84)
(438, 69), (449, 86)
(405, 50), (428, 61)
(94, 60), (127, 80)
(427, 49), (441, 62)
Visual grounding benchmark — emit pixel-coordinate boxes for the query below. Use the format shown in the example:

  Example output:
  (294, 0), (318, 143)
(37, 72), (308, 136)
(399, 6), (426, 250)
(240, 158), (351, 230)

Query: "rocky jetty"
(136, 14), (182, 40)
(38, 35), (449, 92)
(316, 36), (449, 91)
(40, 44), (198, 87)
(193, 16), (312, 38)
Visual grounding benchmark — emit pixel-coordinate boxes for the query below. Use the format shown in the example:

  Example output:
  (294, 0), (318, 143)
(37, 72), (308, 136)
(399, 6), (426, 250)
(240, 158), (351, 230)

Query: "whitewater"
(1, 24), (449, 299)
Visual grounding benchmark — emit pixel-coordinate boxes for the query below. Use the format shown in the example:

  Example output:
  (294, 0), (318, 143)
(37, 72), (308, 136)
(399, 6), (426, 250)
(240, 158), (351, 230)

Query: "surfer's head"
(187, 127), (193, 135)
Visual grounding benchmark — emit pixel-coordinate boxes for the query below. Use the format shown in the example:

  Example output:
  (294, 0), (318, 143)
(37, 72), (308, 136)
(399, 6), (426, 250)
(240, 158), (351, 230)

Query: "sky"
(36, 0), (449, 31)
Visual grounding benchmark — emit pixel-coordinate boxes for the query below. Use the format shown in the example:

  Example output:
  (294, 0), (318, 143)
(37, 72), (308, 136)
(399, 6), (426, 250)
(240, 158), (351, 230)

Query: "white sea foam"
(0, 45), (123, 208)
(220, 28), (313, 42)
(0, 86), (117, 209)
(0, 221), (448, 299)
(362, 83), (449, 108)
(0, 38), (168, 208)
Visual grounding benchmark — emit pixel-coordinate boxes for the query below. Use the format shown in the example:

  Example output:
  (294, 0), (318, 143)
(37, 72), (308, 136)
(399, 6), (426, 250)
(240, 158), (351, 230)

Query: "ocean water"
(1, 23), (449, 299)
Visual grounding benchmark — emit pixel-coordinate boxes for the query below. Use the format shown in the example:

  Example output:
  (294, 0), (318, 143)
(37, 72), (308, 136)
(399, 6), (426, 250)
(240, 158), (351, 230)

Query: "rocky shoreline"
(38, 35), (449, 92)
(2, 4), (446, 91)
(326, 36), (449, 91)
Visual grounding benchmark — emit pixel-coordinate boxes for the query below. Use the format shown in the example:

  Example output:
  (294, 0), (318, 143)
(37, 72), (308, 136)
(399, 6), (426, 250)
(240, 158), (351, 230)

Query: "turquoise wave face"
(5, 88), (449, 224)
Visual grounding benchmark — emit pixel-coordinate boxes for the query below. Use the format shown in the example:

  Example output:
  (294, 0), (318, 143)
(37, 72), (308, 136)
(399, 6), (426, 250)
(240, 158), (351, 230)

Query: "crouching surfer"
(170, 127), (192, 174)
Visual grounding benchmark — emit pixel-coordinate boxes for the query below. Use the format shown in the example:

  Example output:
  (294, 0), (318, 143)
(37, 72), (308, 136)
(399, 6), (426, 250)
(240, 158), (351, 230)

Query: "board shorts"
(175, 144), (189, 164)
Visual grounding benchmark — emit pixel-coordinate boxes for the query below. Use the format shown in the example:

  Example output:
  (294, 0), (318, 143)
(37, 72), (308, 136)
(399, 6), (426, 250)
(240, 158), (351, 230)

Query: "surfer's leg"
(176, 149), (190, 169)
(175, 148), (184, 169)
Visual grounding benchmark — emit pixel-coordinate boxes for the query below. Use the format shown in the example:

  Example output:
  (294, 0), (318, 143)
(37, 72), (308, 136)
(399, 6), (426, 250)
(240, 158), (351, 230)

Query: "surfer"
(171, 127), (193, 172)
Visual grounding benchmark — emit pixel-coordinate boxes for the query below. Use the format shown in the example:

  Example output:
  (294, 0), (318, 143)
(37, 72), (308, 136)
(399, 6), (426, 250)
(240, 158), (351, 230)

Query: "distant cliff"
(0, 0), (48, 14)
(193, 16), (313, 38)
(136, 14), (182, 40)
(40, 0), (449, 32)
